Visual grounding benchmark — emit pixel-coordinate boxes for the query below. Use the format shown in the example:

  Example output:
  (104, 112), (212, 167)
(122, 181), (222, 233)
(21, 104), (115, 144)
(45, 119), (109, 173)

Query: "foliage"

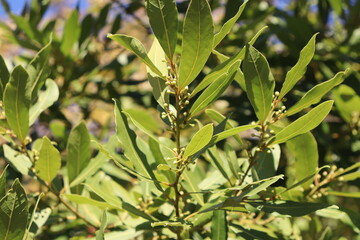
(0, 0), (359, 239)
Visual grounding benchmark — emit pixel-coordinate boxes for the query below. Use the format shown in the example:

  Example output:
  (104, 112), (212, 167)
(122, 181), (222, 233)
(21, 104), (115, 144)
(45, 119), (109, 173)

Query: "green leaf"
(61, 10), (80, 56)
(231, 224), (277, 240)
(243, 44), (275, 123)
(146, 0), (178, 60)
(340, 171), (360, 182)
(29, 79), (59, 125)
(0, 55), (9, 100)
(333, 84), (360, 123)
(241, 175), (283, 198)
(190, 60), (240, 116)
(213, 0), (248, 48)
(63, 194), (120, 210)
(184, 124), (213, 158)
(3, 145), (32, 176)
(269, 100), (334, 145)
(34, 136), (61, 183)
(211, 211), (227, 240)
(211, 124), (257, 144)
(253, 145), (281, 180)
(182, 168), (204, 205)
(248, 201), (331, 217)
(3, 65), (30, 143)
(96, 211), (108, 240)
(67, 121), (91, 193)
(10, 14), (42, 43)
(108, 34), (162, 77)
(178, 0), (214, 89)
(0, 165), (8, 200)
(285, 70), (348, 116)
(286, 132), (318, 188)
(279, 33), (318, 100)
(0, 179), (28, 240)
(327, 191), (360, 198)
(147, 37), (169, 108)
(113, 99), (162, 191)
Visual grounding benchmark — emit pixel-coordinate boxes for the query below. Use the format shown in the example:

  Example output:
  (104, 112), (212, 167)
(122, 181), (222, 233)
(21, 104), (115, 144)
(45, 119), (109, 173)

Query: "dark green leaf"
(232, 224), (277, 240)
(270, 101), (334, 145)
(243, 44), (275, 123)
(0, 55), (9, 100)
(0, 165), (8, 200)
(178, 0), (214, 89)
(0, 179), (28, 240)
(3, 65), (30, 142)
(211, 211), (227, 240)
(146, 0), (178, 60)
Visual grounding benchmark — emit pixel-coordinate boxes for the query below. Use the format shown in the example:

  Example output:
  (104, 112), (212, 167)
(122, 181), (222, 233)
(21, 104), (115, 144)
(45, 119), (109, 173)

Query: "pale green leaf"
(29, 79), (59, 125)
(184, 124), (213, 158)
(213, 0), (248, 48)
(0, 179), (28, 240)
(327, 191), (360, 198)
(270, 101), (334, 145)
(190, 60), (240, 116)
(285, 70), (348, 116)
(333, 84), (360, 123)
(340, 171), (360, 182)
(178, 0), (214, 89)
(67, 121), (91, 193)
(64, 194), (120, 210)
(146, 0), (178, 59)
(182, 168), (204, 205)
(211, 211), (227, 240)
(34, 136), (61, 183)
(279, 33), (318, 100)
(3, 145), (32, 176)
(61, 10), (80, 56)
(108, 34), (162, 77)
(3, 65), (30, 142)
(96, 211), (108, 240)
(243, 44), (275, 123)
(0, 55), (9, 100)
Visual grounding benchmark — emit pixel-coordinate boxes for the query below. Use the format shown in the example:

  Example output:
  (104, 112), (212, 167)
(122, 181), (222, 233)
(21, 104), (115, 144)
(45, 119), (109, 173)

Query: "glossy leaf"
(0, 55), (9, 100)
(213, 0), (248, 48)
(285, 70), (348, 116)
(61, 10), (80, 56)
(96, 211), (108, 240)
(3, 145), (32, 176)
(248, 201), (331, 217)
(146, 0), (178, 60)
(279, 33), (318, 100)
(211, 211), (227, 240)
(108, 34), (162, 76)
(67, 121), (91, 193)
(3, 65), (30, 143)
(184, 124), (213, 158)
(190, 60), (240, 116)
(0, 179), (28, 240)
(243, 44), (275, 123)
(178, 0), (214, 89)
(286, 132), (318, 188)
(34, 136), (61, 183)
(333, 84), (360, 123)
(113, 99), (162, 191)
(29, 79), (59, 125)
(270, 100), (334, 145)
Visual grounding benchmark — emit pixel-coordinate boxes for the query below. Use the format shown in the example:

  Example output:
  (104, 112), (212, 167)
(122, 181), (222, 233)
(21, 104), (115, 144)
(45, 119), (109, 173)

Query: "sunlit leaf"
(61, 10), (80, 56)
(211, 211), (227, 240)
(184, 124), (213, 158)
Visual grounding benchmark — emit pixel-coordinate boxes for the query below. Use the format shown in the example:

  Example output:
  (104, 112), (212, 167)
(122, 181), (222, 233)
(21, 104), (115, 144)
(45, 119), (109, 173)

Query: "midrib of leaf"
(180, 0), (201, 89)
(45, 145), (51, 181)
(249, 53), (267, 123)
(215, 214), (222, 239)
(30, 65), (44, 94)
(4, 194), (16, 240)
(15, 76), (24, 141)
(156, 0), (173, 59)
(30, 84), (51, 121)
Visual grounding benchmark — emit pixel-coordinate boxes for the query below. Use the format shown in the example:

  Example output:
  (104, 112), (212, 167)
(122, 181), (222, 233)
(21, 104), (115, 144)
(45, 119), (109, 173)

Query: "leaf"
(147, 37), (169, 108)
(243, 44), (275, 123)
(241, 175), (283, 198)
(211, 124), (257, 144)
(146, 0), (178, 60)
(285, 70), (348, 116)
(0, 55), (9, 100)
(178, 0), (214, 89)
(182, 169), (204, 205)
(3, 65), (30, 143)
(34, 136), (61, 183)
(0, 179), (28, 240)
(63, 194), (120, 210)
(279, 33), (318, 100)
(108, 34), (162, 77)
(213, 0), (248, 48)
(340, 171), (360, 182)
(286, 132), (318, 188)
(211, 211), (227, 240)
(269, 100), (334, 145)
(29, 79), (59, 125)
(190, 60), (240, 116)
(253, 145), (281, 180)
(3, 145), (32, 176)
(333, 84), (360, 123)
(0, 165), (8, 200)
(61, 10), (80, 56)
(248, 201), (331, 217)
(184, 124), (213, 158)
(231, 224), (277, 240)
(113, 99), (162, 191)
(327, 191), (360, 198)
(67, 121), (91, 193)
(96, 210), (108, 240)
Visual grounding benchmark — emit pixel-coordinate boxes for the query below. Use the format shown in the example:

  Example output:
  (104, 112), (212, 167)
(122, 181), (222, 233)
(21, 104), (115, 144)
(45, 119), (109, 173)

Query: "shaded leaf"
(0, 165), (8, 200)
(231, 224), (277, 240)
(178, 0), (214, 89)
(0, 55), (9, 100)
(327, 191), (360, 198)
(333, 84), (360, 123)
(184, 124), (213, 158)
(253, 145), (281, 180)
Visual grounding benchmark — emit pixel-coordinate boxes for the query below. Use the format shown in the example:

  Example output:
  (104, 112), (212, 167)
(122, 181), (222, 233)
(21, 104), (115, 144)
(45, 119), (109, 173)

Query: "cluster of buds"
(350, 111), (360, 136)
(270, 91), (287, 122)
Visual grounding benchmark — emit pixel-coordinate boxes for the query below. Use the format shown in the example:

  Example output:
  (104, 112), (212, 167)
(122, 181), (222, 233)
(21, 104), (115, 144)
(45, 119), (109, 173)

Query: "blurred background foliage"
(0, 0), (359, 239)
